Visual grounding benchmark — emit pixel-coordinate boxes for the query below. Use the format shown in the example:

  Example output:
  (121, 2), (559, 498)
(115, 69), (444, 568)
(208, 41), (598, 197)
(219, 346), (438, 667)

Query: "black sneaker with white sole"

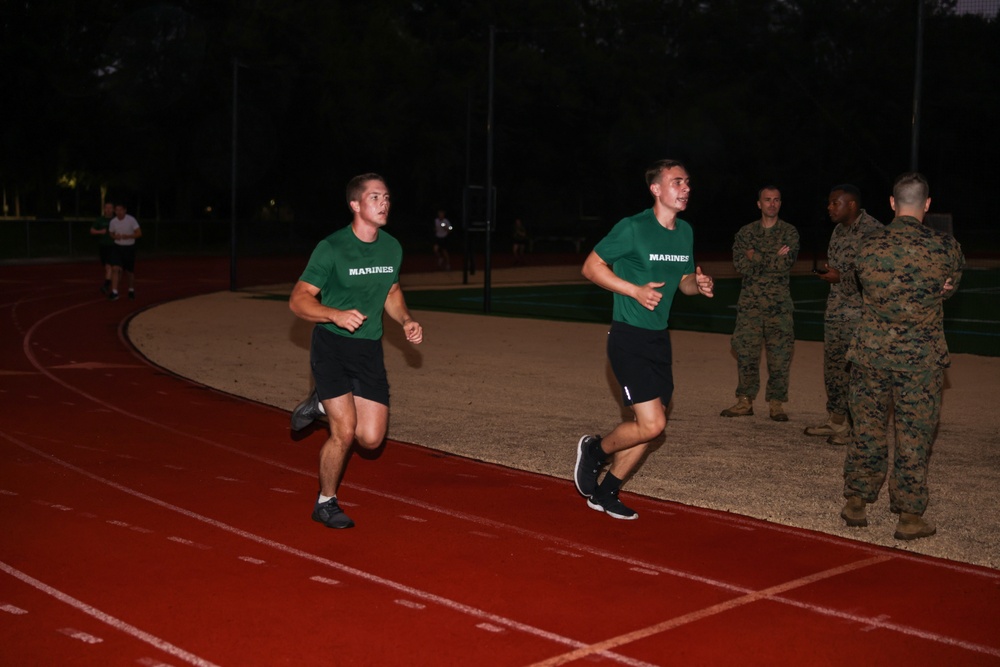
(290, 389), (323, 431)
(587, 488), (638, 520)
(574, 435), (606, 498)
(312, 497), (355, 529)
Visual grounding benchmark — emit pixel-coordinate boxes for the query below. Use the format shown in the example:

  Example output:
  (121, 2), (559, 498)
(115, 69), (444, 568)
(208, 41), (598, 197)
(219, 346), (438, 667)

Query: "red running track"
(2, 258), (999, 666)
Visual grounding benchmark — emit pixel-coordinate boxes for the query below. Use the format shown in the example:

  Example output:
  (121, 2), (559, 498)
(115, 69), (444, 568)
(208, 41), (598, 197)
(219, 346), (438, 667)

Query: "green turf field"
(402, 269), (999, 357)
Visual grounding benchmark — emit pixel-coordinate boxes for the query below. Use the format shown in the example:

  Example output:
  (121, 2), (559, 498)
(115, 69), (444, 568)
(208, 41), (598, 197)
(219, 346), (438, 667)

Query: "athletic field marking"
(310, 576), (341, 586)
(530, 554), (891, 666)
(395, 599), (426, 610)
(58, 627), (104, 644)
(2, 603), (28, 615)
(1, 434), (659, 667)
(0, 560), (221, 667)
(238, 556), (266, 565)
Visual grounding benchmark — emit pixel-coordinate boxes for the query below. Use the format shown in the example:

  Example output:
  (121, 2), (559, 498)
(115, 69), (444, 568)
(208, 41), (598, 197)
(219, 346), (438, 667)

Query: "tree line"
(1, 0), (996, 252)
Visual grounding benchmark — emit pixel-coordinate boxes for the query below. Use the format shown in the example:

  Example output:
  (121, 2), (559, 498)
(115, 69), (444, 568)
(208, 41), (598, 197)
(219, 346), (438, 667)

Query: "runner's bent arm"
(582, 250), (664, 311)
(383, 282), (423, 344)
(288, 280), (367, 333)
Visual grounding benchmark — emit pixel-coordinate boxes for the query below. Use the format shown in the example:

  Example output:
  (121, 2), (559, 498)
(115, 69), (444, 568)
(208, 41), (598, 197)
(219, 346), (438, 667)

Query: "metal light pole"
(230, 57), (239, 291)
(483, 24), (496, 313)
(910, 0), (925, 171)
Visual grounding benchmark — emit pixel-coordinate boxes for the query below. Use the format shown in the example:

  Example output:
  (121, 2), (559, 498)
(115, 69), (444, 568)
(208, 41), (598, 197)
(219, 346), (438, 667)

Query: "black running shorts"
(310, 326), (390, 406)
(110, 245), (137, 272)
(606, 320), (674, 407)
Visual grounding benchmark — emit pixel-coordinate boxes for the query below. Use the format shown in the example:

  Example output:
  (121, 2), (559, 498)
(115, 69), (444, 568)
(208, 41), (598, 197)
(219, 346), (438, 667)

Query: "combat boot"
(827, 428), (852, 446)
(768, 400), (788, 422)
(894, 513), (936, 540)
(840, 496), (868, 527)
(720, 396), (753, 418)
(804, 412), (848, 437)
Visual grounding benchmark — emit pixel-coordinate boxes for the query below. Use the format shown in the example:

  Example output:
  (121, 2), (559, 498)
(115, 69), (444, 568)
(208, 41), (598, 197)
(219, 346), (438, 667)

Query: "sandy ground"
(128, 262), (1000, 570)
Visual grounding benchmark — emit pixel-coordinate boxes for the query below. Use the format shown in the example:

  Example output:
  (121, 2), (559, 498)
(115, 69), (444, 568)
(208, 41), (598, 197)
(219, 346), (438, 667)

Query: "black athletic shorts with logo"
(310, 326), (390, 406)
(607, 320), (674, 407)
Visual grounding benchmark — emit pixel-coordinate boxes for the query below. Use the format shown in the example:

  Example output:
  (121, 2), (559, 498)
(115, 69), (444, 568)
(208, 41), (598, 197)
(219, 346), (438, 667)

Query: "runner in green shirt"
(89, 201), (115, 294)
(288, 173), (423, 529)
(575, 159), (715, 520)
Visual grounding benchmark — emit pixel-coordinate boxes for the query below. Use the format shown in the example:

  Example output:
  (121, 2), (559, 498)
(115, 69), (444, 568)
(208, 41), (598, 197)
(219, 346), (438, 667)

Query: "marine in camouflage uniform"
(840, 172), (963, 540)
(721, 187), (799, 421)
(804, 185), (882, 443)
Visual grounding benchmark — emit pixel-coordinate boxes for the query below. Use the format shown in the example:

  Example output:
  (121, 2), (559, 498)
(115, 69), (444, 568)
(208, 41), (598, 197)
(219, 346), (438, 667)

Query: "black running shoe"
(574, 435), (605, 498)
(108, 291), (119, 301)
(587, 488), (638, 520)
(312, 497), (355, 529)
(128, 289), (135, 300)
(290, 389), (323, 431)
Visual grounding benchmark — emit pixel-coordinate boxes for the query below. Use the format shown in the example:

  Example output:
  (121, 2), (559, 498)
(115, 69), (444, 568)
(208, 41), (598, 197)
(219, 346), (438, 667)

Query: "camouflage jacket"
(847, 215), (964, 370)
(825, 209), (882, 321)
(732, 218), (800, 307)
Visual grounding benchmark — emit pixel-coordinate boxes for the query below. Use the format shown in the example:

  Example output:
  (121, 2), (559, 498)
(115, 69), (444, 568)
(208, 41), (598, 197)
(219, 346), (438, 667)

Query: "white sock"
(318, 494), (335, 504)
(317, 401), (326, 415)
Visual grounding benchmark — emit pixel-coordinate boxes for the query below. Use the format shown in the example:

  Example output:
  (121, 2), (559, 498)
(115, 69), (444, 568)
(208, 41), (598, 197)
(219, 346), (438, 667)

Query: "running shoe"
(312, 497), (355, 529)
(587, 488), (638, 520)
(290, 389), (323, 431)
(574, 435), (606, 498)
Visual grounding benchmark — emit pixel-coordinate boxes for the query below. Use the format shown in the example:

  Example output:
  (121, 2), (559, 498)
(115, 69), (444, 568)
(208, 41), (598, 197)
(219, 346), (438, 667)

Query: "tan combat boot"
(840, 496), (868, 527)
(894, 513), (936, 540)
(720, 396), (753, 417)
(827, 428), (852, 446)
(804, 412), (848, 437)
(769, 400), (788, 422)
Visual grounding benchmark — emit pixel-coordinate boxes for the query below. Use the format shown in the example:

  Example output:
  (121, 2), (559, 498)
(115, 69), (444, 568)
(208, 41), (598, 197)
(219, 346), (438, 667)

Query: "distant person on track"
(108, 202), (142, 301)
(575, 159), (714, 520)
(512, 217), (528, 265)
(840, 172), (963, 540)
(720, 186), (799, 422)
(89, 201), (115, 295)
(803, 184), (881, 444)
(288, 173), (423, 530)
(433, 209), (452, 270)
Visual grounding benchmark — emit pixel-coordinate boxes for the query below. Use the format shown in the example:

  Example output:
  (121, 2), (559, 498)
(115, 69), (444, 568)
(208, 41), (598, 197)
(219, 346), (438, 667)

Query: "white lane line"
(2, 603), (29, 615)
(1, 561), (219, 667)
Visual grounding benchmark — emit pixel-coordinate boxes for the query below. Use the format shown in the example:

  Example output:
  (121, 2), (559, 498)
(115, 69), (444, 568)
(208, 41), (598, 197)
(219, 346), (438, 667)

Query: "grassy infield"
(400, 272), (998, 357)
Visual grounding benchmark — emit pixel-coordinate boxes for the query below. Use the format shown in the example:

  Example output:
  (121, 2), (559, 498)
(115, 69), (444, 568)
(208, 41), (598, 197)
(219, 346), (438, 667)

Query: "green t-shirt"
(593, 208), (696, 330)
(299, 225), (402, 340)
(92, 216), (114, 246)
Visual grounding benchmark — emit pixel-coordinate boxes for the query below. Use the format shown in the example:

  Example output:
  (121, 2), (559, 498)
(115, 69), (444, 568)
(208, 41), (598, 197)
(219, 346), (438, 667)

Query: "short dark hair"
(758, 185), (781, 199)
(645, 159), (686, 186)
(346, 173), (386, 206)
(892, 172), (929, 207)
(830, 183), (862, 206)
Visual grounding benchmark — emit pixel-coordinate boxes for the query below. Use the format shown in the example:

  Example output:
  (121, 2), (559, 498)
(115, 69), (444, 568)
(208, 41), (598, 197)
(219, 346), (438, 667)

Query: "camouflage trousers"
(822, 317), (857, 417)
(731, 303), (793, 401)
(843, 364), (943, 515)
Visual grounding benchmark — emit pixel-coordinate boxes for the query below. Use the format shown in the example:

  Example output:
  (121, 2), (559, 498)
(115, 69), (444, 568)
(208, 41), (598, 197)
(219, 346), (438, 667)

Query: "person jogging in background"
(90, 201), (115, 295)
